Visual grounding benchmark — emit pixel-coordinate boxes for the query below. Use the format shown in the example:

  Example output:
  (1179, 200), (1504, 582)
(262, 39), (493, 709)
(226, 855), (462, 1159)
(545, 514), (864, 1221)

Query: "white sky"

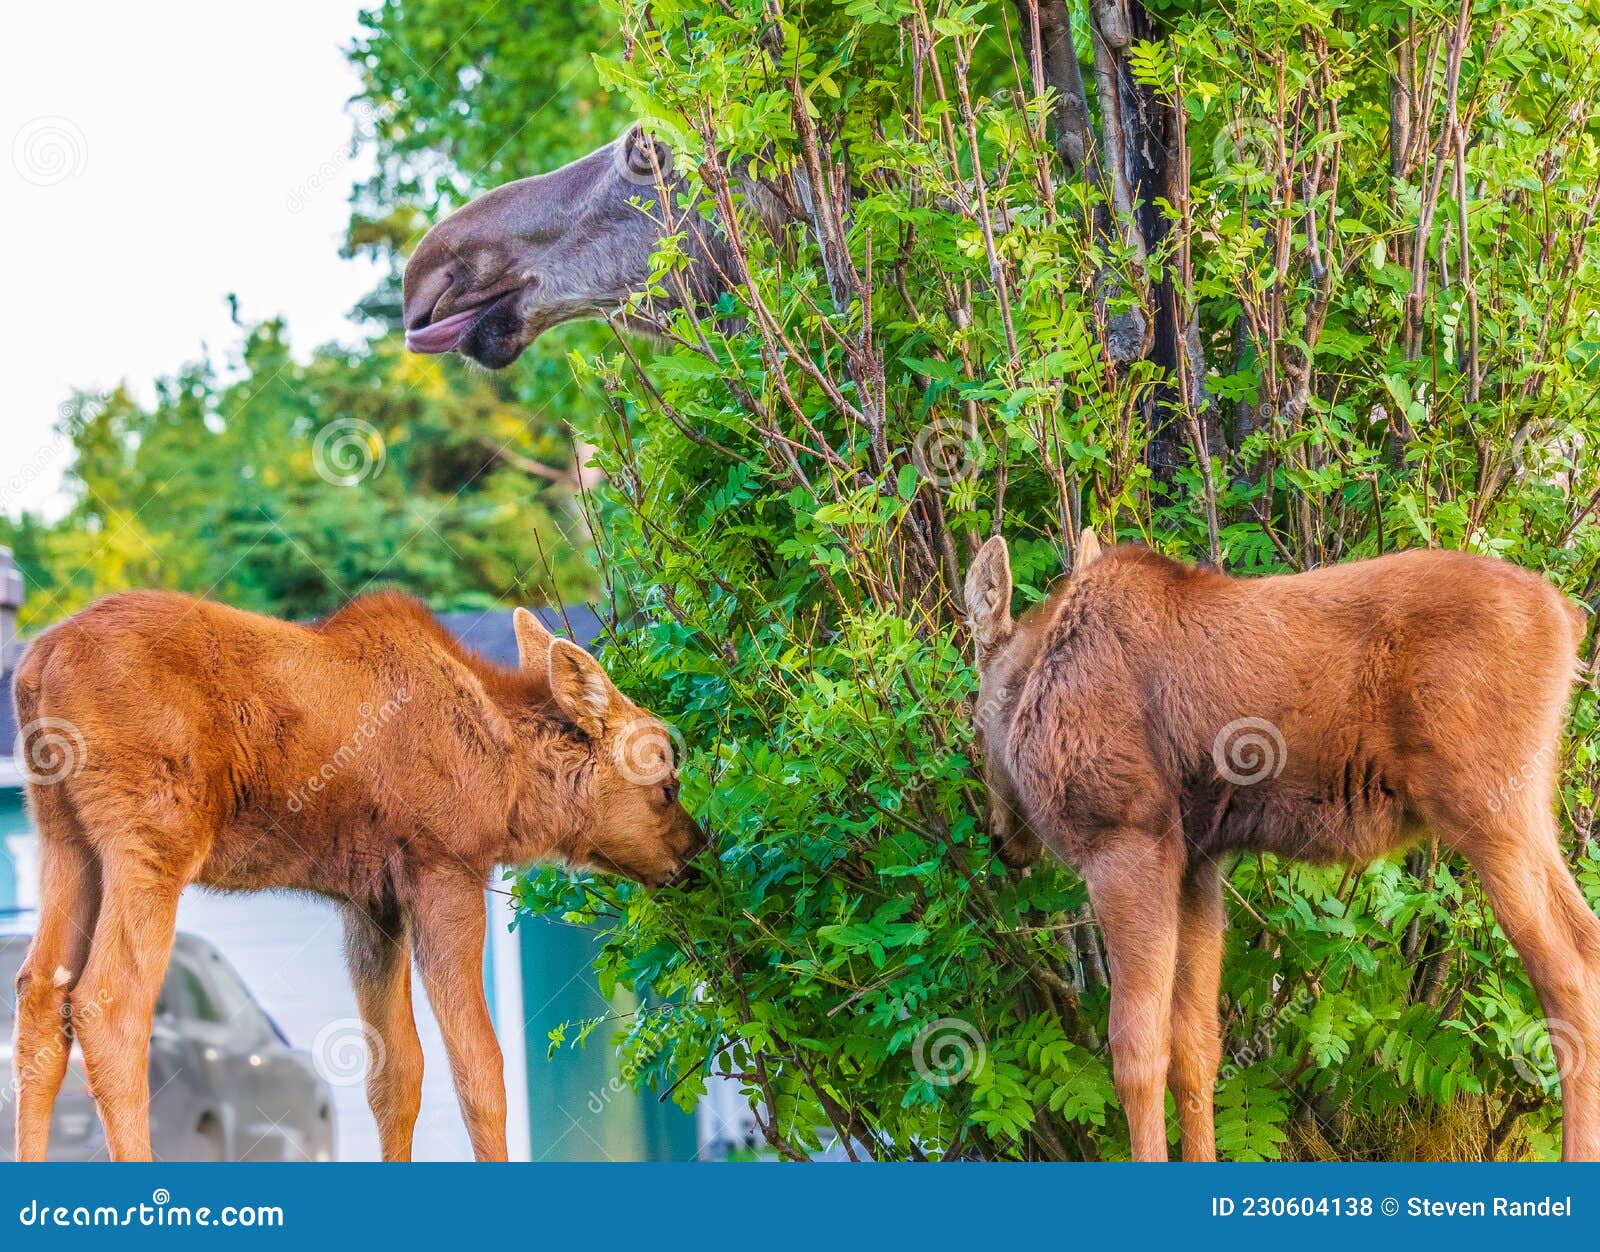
(2, 1), (381, 520)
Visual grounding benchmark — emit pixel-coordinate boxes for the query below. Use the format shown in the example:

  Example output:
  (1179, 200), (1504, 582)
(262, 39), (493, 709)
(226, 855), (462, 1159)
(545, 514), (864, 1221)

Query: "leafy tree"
(5, 319), (595, 628)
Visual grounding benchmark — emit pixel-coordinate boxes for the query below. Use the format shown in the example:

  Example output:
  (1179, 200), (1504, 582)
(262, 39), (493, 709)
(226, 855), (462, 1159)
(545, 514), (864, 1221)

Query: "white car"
(1, 924), (335, 1162)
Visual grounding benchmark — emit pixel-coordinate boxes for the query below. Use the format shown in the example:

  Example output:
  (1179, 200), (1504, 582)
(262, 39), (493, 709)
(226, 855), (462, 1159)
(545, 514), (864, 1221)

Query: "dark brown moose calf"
(965, 533), (1600, 1161)
(10, 591), (704, 1162)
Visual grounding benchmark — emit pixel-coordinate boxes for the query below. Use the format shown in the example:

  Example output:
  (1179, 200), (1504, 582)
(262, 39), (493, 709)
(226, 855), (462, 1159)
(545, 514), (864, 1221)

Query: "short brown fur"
(10, 590), (705, 1162)
(967, 536), (1600, 1161)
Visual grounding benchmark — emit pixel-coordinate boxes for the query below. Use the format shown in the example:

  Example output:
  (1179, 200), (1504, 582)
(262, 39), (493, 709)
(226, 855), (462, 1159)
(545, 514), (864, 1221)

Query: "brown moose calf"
(10, 590), (704, 1162)
(965, 534), (1600, 1161)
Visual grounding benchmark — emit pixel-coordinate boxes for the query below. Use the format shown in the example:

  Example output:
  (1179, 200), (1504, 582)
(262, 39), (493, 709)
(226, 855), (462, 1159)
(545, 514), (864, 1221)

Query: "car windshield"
(0, 940), (25, 1025)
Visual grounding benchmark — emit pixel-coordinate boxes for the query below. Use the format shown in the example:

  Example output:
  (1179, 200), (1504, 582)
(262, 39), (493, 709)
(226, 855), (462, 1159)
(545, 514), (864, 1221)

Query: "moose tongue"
(404, 305), (483, 354)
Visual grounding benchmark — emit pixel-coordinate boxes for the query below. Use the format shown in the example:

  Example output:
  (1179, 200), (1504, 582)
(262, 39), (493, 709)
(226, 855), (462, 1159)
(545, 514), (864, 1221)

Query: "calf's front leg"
(1084, 832), (1184, 1162)
(411, 870), (509, 1161)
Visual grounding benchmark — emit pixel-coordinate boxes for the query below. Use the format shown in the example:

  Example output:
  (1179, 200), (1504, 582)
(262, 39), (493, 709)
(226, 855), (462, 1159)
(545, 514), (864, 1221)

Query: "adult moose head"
(9, 590), (705, 1162)
(403, 123), (795, 368)
(966, 532), (1600, 1162)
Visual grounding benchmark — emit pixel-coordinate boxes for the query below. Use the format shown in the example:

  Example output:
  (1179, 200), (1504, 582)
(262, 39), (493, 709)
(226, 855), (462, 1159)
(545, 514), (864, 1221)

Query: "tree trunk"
(1022, 0), (1213, 490)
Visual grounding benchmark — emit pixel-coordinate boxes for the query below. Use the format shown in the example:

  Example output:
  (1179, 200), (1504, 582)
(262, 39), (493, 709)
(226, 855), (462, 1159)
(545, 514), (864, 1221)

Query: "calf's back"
(1002, 547), (1584, 865)
(14, 590), (548, 895)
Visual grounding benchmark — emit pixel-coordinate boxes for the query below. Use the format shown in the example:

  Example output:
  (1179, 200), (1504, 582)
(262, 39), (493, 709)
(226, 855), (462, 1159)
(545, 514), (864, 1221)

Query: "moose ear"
(1074, 529), (1104, 576)
(964, 535), (1014, 653)
(513, 607), (555, 671)
(548, 639), (624, 737)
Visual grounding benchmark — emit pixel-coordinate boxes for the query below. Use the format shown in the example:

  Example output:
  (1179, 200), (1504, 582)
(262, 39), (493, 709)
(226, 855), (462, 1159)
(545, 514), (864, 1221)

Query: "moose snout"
(662, 812), (710, 888)
(678, 810), (709, 860)
(996, 835), (1044, 870)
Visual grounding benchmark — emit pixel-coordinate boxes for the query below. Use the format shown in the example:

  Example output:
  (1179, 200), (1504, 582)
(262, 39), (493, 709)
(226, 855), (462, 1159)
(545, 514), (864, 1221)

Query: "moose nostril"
(401, 237), (458, 328)
(407, 276), (454, 330)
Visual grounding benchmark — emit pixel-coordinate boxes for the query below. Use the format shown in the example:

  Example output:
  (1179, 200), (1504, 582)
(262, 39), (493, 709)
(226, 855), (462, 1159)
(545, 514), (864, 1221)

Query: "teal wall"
(516, 919), (697, 1162)
(0, 789), (30, 910)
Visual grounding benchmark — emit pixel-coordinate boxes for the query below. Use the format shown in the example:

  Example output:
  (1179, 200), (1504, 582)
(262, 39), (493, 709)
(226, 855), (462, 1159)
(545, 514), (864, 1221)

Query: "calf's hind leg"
(1168, 858), (1225, 1162)
(12, 832), (101, 1161)
(1084, 832), (1184, 1162)
(1453, 804), (1600, 1161)
(342, 905), (424, 1161)
(72, 841), (199, 1162)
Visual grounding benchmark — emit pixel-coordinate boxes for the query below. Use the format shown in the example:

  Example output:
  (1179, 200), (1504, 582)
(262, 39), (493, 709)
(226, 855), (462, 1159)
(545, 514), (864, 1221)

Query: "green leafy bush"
(507, 0), (1600, 1161)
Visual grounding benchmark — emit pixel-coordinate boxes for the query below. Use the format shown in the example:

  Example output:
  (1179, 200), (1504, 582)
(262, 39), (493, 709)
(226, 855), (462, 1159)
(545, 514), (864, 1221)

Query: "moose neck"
(502, 774), (591, 870)
(625, 165), (811, 334)
(434, 642), (596, 871)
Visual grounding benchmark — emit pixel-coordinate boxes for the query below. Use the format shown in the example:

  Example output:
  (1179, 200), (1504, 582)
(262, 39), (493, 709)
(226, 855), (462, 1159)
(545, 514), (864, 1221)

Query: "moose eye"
(624, 124), (669, 179)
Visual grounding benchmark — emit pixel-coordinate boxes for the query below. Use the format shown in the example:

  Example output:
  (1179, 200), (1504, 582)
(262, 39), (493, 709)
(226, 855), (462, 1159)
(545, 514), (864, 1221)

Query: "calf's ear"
(964, 535), (1014, 654)
(548, 639), (625, 737)
(514, 607), (556, 670)
(1074, 528), (1104, 577)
